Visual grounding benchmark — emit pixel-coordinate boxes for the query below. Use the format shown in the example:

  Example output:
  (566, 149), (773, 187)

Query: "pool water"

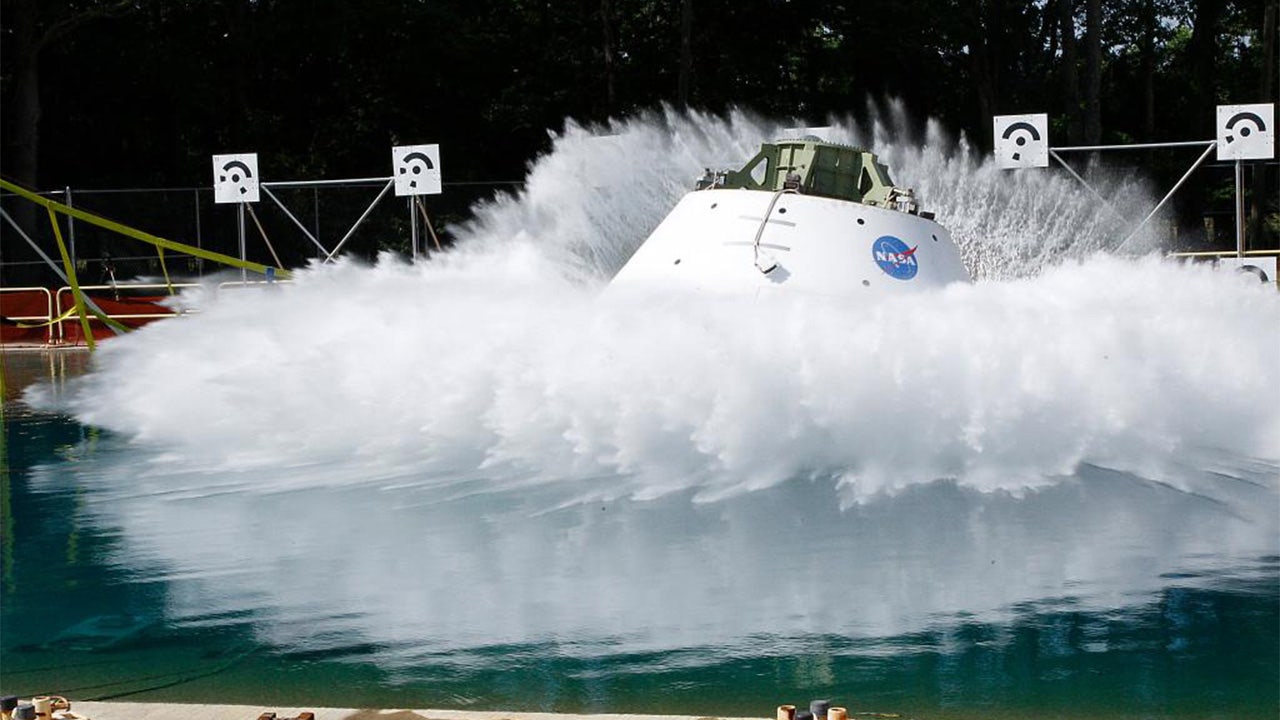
(4, 110), (1279, 720)
(2, 352), (1277, 719)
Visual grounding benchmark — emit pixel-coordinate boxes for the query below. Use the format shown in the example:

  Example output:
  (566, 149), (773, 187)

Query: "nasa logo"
(872, 235), (919, 280)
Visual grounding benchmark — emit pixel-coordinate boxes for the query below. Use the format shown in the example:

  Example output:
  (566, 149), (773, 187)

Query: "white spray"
(31, 106), (1279, 504)
(21, 106), (1280, 662)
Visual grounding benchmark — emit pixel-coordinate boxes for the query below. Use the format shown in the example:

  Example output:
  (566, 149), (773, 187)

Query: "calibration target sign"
(1216, 103), (1275, 161)
(392, 144), (442, 196)
(212, 153), (260, 204)
(993, 114), (1049, 169)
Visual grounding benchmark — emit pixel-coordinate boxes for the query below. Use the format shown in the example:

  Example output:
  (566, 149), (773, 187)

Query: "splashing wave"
(30, 108), (1279, 504)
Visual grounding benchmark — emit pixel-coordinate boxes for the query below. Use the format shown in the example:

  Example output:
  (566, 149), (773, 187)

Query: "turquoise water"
(3, 353), (1278, 719)
(4, 111), (1279, 718)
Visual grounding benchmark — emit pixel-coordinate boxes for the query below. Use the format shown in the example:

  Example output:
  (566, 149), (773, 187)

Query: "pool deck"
(68, 705), (757, 720)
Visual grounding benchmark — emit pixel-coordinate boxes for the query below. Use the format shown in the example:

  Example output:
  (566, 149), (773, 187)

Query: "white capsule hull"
(608, 189), (970, 301)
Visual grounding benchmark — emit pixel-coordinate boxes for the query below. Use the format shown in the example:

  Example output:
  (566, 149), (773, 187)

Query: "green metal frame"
(720, 140), (898, 206)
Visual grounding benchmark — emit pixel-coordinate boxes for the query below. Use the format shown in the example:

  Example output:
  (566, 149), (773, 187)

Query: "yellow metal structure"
(1, 177), (291, 350)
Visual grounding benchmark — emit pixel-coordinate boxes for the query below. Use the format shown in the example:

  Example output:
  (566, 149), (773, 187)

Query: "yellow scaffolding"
(1, 177), (290, 350)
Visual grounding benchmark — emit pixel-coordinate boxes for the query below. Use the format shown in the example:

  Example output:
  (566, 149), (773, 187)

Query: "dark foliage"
(1, 0), (1276, 284)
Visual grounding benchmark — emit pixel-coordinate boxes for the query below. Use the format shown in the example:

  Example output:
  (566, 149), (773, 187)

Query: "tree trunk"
(7, 0), (40, 189)
(677, 0), (693, 109)
(4, 0), (42, 242)
(1249, 0), (1277, 246)
(1140, 0), (1155, 142)
(1041, 0), (1058, 61)
(1058, 0), (1082, 144)
(967, 0), (1000, 139)
(1, 0), (138, 285)
(3, 0), (136, 192)
(1264, 1), (1278, 102)
(1187, 0), (1225, 101)
(600, 0), (616, 112)
(1083, 0), (1102, 145)
(228, 0), (250, 140)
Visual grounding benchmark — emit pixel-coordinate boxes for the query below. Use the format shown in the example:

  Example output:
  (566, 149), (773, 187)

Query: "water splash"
(27, 107), (1280, 505)
(17, 108), (1280, 678)
(456, 102), (1160, 283)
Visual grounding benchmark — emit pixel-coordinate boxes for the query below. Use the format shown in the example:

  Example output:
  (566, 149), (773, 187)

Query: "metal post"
(1118, 142), (1217, 248)
(194, 189), (204, 276)
(1048, 149), (1130, 225)
(1235, 159), (1245, 257)
(409, 196), (419, 259)
(322, 179), (394, 263)
(238, 202), (247, 283)
(314, 187), (322, 262)
(65, 186), (76, 268)
(1, 207), (124, 336)
(262, 187), (330, 256)
(1051, 139), (1220, 251)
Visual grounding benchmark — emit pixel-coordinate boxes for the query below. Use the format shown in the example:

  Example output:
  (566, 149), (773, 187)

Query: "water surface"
(3, 109), (1278, 718)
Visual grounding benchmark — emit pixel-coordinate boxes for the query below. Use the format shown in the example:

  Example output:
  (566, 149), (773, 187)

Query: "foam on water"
(29, 106), (1280, 506)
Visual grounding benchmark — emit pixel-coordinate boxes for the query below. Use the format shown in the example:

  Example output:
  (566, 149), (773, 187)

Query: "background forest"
(1, 0), (1276, 284)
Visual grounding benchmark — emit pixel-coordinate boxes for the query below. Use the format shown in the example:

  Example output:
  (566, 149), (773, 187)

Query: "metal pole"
(238, 202), (247, 283)
(262, 176), (391, 189)
(65, 186), (76, 268)
(1235, 159), (1245, 257)
(1119, 142), (1218, 249)
(314, 187), (322, 262)
(262, 186), (331, 256)
(322, 179), (394, 263)
(194, 189), (203, 276)
(409, 196), (419, 260)
(1052, 139), (1217, 153)
(0, 207), (125, 335)
(1049, 149), (1130, 225)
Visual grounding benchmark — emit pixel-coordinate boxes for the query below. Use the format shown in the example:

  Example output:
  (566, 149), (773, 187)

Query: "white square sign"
(1215, 256), (1277, 284)
(1217, 103), (1275, 161)
(993, 114), (1049, 169)
(212, 153), (260, 204)
(392, 144), (442, 196)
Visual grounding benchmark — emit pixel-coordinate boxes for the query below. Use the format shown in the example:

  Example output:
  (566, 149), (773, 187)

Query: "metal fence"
(0, 178), (517, 289)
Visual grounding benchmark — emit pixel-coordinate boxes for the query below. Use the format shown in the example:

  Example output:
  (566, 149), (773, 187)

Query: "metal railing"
(0, 278), (314, 348)
(1, 177), (518, 290)
(50, 283), (197, 346)
(1166, 249), (1280, 288)
(0, 286), (56, 345)
(3, 282), (192, 348)
(1, 280), (306, 349)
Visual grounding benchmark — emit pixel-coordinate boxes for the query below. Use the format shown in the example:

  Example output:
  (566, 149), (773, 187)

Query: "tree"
(0, 0), (137, 190)
(1057, 0), (1083, 143)
(677, 0), (693, 108)
(1084, 0), (1102, 144)
(2, 0), (1274, 268)
(601, 0), (617, 111)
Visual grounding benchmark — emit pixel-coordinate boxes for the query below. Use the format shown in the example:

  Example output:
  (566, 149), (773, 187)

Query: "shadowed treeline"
(1, 0), (1276, 282)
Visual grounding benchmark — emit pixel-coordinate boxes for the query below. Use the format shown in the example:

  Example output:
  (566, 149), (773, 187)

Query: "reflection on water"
(24, 438), (1280, 659)
(3, 406), (1277, 717)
